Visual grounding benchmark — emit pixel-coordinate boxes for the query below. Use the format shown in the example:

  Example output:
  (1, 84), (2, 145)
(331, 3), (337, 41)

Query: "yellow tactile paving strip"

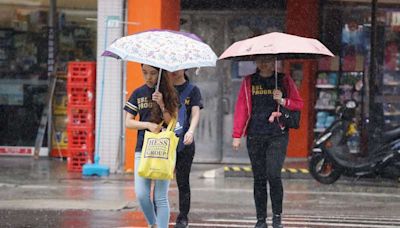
(224, 166), (310, 177)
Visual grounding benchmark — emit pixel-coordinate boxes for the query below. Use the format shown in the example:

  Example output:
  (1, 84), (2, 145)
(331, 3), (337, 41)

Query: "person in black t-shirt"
(232, 58), (303, 228)
(124, 64), (179, 228)
(167, 69), (203, 228)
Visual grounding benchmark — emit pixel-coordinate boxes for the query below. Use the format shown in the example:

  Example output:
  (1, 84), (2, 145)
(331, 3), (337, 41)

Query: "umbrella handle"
(156, 69), (162, 92)
(274, 58), (279, 112)
(274, 57), (284, 130)
(275, 58), (278, 90)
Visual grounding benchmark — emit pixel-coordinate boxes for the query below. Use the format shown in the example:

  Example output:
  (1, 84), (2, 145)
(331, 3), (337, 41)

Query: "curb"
(223, 166), (310, 179)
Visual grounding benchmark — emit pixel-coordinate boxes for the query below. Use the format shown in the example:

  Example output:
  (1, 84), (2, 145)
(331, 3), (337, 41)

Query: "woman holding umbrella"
(221, 31), (332, 228)
(104, 29), (217, 228)
(232, 57), (303, 228)
(124, 64), (179, 228)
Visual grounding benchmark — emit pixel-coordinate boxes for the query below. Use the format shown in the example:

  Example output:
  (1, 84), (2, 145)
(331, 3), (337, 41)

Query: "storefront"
(0, 0), (97, 156)
(2, 0), (399, 171)
(122, 0), (318, 169)
(122, 0), (400, 170)
(315, 0), (400, 154)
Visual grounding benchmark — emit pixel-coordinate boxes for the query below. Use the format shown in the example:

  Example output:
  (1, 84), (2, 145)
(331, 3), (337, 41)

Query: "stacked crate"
(66, 62), (96, 172)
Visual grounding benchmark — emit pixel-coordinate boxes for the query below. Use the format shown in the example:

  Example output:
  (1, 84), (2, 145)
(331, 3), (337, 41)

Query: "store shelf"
(314, 128), (326, 132)
(315, 64), (364, 137)
(383, 69), (400, 73)
(316, 84), (337, 89)
(384, 112), (400, 116)
(383, 82), (400, 86)
(338, 84), (354, 89)
(375, 96), (400, 103)
(315, 106), (336, 110)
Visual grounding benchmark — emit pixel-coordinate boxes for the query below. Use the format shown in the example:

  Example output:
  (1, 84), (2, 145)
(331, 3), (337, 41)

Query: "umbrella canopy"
(219, 32), (334, 60)
(219, 32), (335, 126)
(102, 29), (217, 72)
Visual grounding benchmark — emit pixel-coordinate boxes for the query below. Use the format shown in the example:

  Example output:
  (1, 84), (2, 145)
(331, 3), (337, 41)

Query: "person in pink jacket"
(232, 57), (303, 228)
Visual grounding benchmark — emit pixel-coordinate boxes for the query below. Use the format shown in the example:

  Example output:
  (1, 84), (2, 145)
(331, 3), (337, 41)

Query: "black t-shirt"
(124, 84), (155, 152)
(175, 81), (204, 131)
(247, 72), (287, 136)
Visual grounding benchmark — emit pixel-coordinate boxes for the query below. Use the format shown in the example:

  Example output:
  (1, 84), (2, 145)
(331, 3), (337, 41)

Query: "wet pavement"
(0, 157), (400, 227)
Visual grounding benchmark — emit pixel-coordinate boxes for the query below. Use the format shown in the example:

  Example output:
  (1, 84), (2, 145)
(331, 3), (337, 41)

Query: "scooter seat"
(382, 127), (400, 142)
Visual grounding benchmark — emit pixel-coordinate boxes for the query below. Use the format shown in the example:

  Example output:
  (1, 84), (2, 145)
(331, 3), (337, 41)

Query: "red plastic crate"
(67, 149), (93, 172)
(67, 62), (96, 86)
(67, 107), (95, 127)
(67, 85), (95, 106)
(67, 127), (94, 150)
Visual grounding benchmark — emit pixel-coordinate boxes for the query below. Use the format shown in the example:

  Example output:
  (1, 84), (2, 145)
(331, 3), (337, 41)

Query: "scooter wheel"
(309, 153), (342, 184)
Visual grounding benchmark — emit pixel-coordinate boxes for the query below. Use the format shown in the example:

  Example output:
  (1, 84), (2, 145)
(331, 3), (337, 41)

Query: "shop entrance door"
(222, 75), (251, 164)
(192, 78), (223, 163)
(180, 10), (285, 164)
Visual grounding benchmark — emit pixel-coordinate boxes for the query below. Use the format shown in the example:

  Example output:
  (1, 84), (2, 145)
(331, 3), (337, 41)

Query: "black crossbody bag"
(279, 107), (301, 129)
(279, 75), (301, 129)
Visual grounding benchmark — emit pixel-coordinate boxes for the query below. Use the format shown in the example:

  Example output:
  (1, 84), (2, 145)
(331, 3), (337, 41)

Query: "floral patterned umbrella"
(102, 29), (217, 72)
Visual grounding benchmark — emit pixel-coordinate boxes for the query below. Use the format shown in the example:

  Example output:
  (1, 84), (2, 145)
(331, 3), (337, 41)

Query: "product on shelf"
(383, 72), (400, 86)
(316, 111), (328, 129)
(315, 90), (337, 109)
(318, 56), (340, 71)
(315, 111), (336, 129)
(314, 70), (364, 134)
(316, 72), (338, 86)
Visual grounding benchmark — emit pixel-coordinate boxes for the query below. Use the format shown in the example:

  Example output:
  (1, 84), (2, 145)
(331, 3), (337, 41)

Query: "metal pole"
(118, 0), (128, 173)
(47, 0), (57, 157)
(368, 0), (378, 146)
(369, 0), (377, 103)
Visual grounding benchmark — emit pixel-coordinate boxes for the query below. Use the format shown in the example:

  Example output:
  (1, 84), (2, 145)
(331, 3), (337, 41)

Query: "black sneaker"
(255, 219), (267, 228)
(272, 214), (283, 228)
(175, 215), (189, 228)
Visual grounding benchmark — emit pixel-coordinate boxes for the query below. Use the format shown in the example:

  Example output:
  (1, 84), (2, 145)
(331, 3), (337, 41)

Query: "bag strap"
(180, 84), (194, 103)
(166, 118), (177, 132)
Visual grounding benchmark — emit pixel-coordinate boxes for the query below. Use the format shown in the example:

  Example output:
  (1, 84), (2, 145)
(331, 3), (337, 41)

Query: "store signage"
(0, 147), (33, 155)
(0, 147), (48, 156)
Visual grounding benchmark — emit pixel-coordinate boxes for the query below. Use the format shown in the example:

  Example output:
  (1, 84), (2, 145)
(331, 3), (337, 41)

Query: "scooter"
(309, 100), (400, 184)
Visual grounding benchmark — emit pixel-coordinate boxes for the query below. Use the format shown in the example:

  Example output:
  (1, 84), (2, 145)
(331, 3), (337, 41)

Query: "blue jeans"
(134, 152), (170, 228)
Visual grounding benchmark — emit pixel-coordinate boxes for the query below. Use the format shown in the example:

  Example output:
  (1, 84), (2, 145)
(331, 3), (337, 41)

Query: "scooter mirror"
(345, 100), (356, 109)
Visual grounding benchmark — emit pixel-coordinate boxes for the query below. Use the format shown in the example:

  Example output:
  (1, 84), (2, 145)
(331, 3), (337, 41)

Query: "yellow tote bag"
(138, 119), (179, 180)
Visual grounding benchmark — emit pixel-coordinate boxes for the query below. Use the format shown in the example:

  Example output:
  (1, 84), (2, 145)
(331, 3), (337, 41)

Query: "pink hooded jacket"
(232, 74), (304, 138)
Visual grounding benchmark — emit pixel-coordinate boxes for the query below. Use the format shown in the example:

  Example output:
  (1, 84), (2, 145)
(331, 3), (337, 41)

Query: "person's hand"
(268, 111), (282, 123)
(183, 131), (194, 145)
(232, 138), (241, 151)
(273, 89), (283, 101)
(152, 91), (164, 108)
(273, 89), (286, 105)
(147, 122), (161, 133)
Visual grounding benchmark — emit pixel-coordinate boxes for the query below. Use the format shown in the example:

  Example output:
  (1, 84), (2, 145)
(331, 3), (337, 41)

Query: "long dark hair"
(149, 70), (179, 124)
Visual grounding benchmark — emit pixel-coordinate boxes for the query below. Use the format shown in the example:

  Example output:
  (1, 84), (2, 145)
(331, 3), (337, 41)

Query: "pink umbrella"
(219, 32), (334, 60)
(219, 32), (335, 129)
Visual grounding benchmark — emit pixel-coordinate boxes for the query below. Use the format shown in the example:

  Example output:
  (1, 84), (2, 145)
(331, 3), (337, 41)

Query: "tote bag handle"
(166, 118), (177, 132)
